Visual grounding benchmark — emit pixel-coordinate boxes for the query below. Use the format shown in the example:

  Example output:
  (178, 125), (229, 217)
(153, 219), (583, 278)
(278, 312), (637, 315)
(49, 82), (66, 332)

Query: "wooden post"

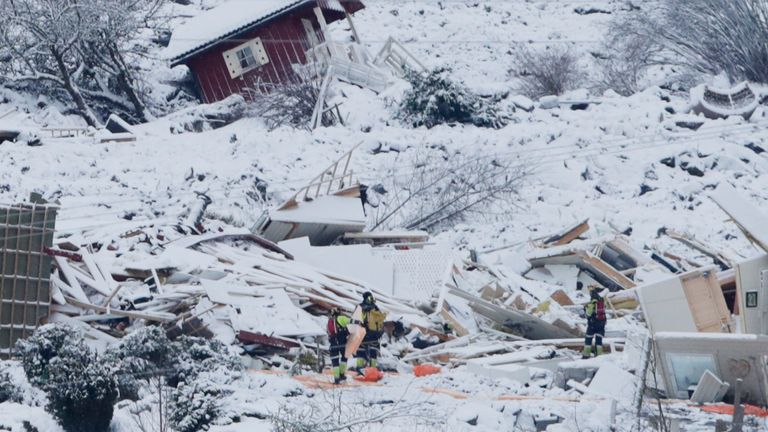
(730, 378), (744, 432)
(313, 7), (337, 58)
(345, 11), (361, 43)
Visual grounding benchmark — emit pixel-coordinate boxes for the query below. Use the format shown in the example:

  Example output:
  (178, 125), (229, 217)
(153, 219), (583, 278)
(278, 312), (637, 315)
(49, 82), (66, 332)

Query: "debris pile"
(5, 158), (768, 430)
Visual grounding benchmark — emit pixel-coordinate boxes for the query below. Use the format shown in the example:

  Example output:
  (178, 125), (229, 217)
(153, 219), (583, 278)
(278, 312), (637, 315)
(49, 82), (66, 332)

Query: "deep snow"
(2, 0), (768, 431)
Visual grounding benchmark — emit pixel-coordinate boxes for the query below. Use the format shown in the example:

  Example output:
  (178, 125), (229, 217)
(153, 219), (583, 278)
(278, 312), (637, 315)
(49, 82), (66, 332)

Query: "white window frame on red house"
(223, 38), (270, 79)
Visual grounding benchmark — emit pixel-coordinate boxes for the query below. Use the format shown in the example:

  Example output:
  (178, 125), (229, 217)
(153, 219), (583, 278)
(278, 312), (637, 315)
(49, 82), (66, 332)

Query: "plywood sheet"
(681, 269), (732, 333)
(638, 275), (697, 334)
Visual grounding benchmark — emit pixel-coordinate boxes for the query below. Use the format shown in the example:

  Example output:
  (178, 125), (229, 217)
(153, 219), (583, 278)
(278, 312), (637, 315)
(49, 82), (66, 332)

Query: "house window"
(223, 38), (270, 79)
(236, 46), (258, 70)
(667, 353), (717, 397)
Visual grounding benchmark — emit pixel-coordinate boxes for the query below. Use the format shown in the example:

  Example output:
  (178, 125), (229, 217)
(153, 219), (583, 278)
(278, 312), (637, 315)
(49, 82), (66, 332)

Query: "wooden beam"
(345, 11), (361, 43)
(63, 295), (175, 322)
(237, 330), (300, 349)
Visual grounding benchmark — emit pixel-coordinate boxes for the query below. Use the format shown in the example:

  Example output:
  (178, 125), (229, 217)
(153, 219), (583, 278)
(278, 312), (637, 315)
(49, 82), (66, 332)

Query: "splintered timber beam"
(543, 219), (590, 247)
(237, 330), (300, 349)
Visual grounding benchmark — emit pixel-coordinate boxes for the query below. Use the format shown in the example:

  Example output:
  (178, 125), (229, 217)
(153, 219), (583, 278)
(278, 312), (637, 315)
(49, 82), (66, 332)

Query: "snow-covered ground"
(3, 0), (768, 431)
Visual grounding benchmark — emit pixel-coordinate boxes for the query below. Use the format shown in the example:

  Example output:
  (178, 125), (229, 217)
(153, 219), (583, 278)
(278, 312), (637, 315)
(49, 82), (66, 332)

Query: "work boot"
(333, 376), (345, 385)
(339, 362), (347, 377)
(353, 358), (366, 374)
(595, 346), (604, 357)
(581, 345), (592, 359)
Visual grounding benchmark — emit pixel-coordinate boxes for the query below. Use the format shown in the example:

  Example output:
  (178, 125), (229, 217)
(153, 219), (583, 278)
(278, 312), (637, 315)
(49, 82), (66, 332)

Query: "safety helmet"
(362, 291), (375, 304)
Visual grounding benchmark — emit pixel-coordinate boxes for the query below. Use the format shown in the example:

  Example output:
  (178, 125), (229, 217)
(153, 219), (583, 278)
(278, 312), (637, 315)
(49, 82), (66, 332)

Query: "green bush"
(398, 68), (508, 129)
(169, 375), (227, 432)
(46, 344), (118, 432)
(15, 324), (81, 388)
(104, 326), (177, 400)
(0, 362), (23, 404)
(168, 337), (242, 432)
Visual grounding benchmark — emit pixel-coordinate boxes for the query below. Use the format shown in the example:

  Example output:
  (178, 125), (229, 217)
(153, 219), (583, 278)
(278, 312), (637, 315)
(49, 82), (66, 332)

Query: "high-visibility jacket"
(585, 298), (606, 322)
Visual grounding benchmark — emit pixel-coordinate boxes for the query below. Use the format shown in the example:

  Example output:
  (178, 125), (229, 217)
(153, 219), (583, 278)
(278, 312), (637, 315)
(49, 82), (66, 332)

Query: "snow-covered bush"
(167, 337), (243, 432)
(168, 374), (228, 432)
(514, 46), (583, 98)
(0, 361), (24, 404)
(398, 68), (508, 129)
(0, 360), (47, 408)
(609, 0), (768, 84)
(170, 336), (243, 386)
(46, 344), (118, 432)
(105, 326), (177, 400)
(15, 324), (81, 388)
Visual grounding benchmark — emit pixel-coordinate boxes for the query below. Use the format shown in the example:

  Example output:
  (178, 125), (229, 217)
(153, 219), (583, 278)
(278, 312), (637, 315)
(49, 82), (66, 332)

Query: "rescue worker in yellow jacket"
(352, 292), (385, 370)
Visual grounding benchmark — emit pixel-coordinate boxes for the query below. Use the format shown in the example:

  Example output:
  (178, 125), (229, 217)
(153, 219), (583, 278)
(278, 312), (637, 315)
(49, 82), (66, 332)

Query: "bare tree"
(596, 29), (660, 96)
(249, 71), (340, 131)
(371, 150), (529, 233)
(514, 45), (584, 98)
(269, 386), (439, 432)
(0, 0), (165, 125)
(130, 376), (171, 432)
(607, 0), (768, 84)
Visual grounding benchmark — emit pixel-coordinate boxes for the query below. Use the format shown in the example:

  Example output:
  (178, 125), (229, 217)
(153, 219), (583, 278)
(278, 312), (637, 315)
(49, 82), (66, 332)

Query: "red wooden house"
(167, 0), (365, 103)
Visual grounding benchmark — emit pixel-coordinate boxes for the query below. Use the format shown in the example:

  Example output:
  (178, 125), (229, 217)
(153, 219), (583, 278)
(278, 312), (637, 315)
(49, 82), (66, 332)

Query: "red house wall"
(185, 7), (339, 103)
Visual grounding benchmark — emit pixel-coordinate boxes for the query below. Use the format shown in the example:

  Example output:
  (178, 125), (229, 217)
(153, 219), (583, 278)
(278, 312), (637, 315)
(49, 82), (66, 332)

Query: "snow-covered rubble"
(3, 0), (768, 431)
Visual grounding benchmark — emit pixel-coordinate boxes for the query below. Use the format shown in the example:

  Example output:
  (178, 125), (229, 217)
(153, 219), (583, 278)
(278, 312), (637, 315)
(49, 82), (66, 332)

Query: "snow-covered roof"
(166, 0), (312, 63)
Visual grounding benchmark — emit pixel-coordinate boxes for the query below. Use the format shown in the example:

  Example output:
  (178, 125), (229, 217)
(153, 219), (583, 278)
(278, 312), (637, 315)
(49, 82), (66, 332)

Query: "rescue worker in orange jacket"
(582, 286), (607, 359)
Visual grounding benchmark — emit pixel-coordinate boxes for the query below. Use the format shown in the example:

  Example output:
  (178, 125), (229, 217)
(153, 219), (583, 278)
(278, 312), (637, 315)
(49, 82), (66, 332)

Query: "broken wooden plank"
(44, 247), (83, 262)
(63, 295), (175, 322)
(543, 219), (590, 246)
(237, 330), (300, 349)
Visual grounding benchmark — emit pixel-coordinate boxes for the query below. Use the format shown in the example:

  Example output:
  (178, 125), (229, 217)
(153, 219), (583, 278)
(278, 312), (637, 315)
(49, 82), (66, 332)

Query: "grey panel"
(0, 204), (57, 358)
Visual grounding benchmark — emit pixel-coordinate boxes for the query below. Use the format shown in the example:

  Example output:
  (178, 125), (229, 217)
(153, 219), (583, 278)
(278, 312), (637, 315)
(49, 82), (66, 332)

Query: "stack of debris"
(6, 153), (768, 428)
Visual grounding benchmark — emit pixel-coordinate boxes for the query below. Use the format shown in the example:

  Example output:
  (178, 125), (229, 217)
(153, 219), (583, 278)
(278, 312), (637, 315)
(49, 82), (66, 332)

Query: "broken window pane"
(668, 353), (717, 394)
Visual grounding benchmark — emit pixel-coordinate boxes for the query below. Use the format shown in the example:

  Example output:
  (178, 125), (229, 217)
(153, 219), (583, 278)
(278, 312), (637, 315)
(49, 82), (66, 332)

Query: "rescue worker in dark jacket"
(582, 286), (607, 359)
(327, 308), (351, 384)
(353, 291), (384, 370)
